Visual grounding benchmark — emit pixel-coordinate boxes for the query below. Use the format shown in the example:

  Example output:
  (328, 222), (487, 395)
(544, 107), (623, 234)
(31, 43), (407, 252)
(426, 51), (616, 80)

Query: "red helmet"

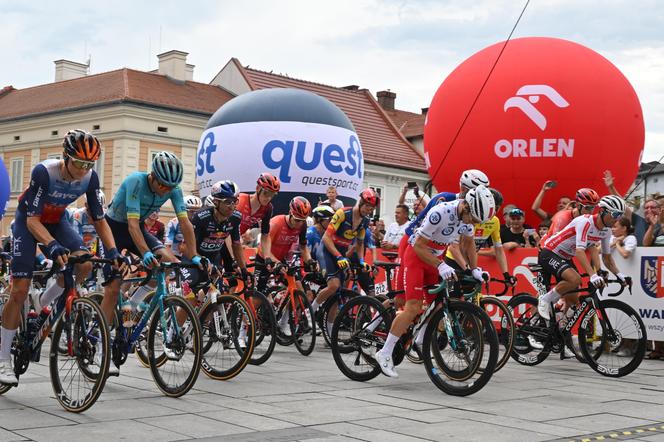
(257, 173), (280, 192)
(359, 188), (380, 206)
(63, 129), (101, 161)
(289, 196), (312, 219)
(576, 188), (599, 206)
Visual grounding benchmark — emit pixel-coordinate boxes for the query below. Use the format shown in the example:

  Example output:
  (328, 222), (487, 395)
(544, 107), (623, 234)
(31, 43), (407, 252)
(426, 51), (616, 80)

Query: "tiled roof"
(238, 62), (426, 172)
(384, 109), (425, 139)
(0, 69), (235, 121)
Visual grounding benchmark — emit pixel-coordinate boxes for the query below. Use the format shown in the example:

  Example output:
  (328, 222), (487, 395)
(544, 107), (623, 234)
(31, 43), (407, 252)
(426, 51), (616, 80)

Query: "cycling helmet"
(489, 188), (503, 208)
(598, 195), (626, 213)
(204, 195), (215, 207)
(184, 195), (202, 210)
(359, 188), (380, 206)
(152, 151), (183, 187)
(63, 129), (101, 161)
(312, 205), (335, 220)
(289, 196), (312, 219)
(459, 169), (490, 189)
(465, 185), (496, 223)
(576, 188), (600, 206)
(210, 180), (239, 199)
(257, 173), (280, 192)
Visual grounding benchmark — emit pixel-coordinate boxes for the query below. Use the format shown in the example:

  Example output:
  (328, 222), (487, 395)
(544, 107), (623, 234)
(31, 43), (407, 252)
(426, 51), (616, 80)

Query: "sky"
(1, 0), (663, 160)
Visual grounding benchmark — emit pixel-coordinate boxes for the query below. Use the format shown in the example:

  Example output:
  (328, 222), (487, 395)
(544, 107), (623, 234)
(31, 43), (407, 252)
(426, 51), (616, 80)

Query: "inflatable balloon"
(196, 88), (364, 214)
(425, 37), (644, 219)
(0, 161), (9, 219)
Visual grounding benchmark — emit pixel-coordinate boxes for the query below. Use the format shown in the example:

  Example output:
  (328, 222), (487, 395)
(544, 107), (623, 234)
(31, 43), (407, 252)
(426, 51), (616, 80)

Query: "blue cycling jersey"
(306, 225), (323, 252)
(17, 159), (104, 224)
(106, 172), (187, 223)
(404, 191), (458, 236)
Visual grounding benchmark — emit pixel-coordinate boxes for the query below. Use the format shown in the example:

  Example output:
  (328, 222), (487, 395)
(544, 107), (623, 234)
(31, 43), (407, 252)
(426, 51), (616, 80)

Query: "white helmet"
(598, 195), (626, 214)
(184, 195), (202, 210)
(204, 195), (215, 207)
(465, 185), (496, 223)
(460, 169), (490, 189)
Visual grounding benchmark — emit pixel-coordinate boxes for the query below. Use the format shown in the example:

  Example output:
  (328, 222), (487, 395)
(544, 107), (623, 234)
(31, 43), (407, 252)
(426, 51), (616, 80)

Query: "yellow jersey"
(445, 215), (502, 261)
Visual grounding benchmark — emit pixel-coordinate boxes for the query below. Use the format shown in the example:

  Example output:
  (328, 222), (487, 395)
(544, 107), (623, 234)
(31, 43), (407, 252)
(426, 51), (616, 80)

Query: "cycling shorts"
(395, 233), (410, 293)
(103, 215), (165, 280)
(11, 209), (87, 279)
(538, 248), (578, 282)
(401, 244), (438, 304)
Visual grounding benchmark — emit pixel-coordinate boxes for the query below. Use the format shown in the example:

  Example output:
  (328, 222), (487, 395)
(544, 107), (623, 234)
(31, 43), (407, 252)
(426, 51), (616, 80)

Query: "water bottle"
(121, 302), (135, 328)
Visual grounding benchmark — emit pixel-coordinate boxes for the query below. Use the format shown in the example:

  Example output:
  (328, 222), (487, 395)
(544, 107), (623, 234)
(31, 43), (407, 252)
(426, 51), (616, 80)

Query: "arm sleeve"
(260, 205), (273, 235)
(85, 171), (105, 221)
(325, 208), (346, 236)
(170, 187), (187, 218)
(230, 214), (242, 243)
(575, 219), (591, 250)
(125, 175), (142, 220)
(417, 208), (440, 241)
(299, 225), (307, 246)
(23, 165), (50, 217)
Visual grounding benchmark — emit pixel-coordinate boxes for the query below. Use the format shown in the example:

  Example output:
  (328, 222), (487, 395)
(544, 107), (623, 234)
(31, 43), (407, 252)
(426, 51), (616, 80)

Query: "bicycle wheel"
(245, 290), (277, 366)
(508, 294), (551, 366)
(199, 294), (255, 380)
(422, 300), (498, 396)
(133, 292), (156, 368)
(578, 299), (647, 377)
(320, 289), (359, 347)
(291, 291), (316, 356)
(480, 296), (514, 371)
(50, 297), (110, 412)
(331, 296), (390, 381)
(147, 295), (202, 397)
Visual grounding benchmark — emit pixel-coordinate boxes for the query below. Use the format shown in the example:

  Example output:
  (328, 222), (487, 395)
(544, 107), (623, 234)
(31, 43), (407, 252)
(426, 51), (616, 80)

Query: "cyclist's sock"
(326, 321), (334, 336)
(278, 311), (289, 327)
(381, 333), (399, 357)
(311, 300), (320, 313)
(415, 326), (426, 346)
(129, 285), (152, 305)
(0, 327), (17, 360)
(366, 311), (381, 332)
(39, 278), (64, 309)
(540, 288), (561, 305)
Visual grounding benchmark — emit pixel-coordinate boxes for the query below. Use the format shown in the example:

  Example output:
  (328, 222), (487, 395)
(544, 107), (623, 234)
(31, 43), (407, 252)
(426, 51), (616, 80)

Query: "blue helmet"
(152, 151), (183, 187)
(211, 180), (239, 199)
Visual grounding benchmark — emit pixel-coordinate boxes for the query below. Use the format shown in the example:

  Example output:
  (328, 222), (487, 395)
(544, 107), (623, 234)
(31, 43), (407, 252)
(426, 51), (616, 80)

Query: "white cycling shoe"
(375, 350), (398, 378)
(527, 335), (544, 350)
(0, 359), (18, 386)
(537, 298), (552, 321)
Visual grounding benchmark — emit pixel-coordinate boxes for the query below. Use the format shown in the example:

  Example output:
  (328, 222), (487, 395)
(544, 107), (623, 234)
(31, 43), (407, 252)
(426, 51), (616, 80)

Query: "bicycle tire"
(245, 290), (277, 366)
(422, 300), (498, 396)
(508, 294), (551, 366)
(480, 296), (514, 371)
(133, 292), (156, 368)
(291, 291), (316, 356)
(578, 299), (647, 377)
(147, 295), (202, 397)
(331, 296), (390, 382)
(320, 289), (359, 347)
(50, 296), (110, 412)
(199, 294), (255, 380)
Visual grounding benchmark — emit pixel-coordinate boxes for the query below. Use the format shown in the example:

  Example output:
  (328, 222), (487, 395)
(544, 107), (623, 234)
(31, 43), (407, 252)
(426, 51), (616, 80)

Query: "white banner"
(603, 247), (664, 341)
(196, 121), (364, 199)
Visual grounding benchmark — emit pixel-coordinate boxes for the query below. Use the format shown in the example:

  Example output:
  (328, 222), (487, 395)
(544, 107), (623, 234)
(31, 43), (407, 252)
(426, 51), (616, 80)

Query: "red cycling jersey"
(542, 214), (611, 259)
(263, 215), (306, 262)
(540, 209), (574, 244)
(236, 193), (273, 235)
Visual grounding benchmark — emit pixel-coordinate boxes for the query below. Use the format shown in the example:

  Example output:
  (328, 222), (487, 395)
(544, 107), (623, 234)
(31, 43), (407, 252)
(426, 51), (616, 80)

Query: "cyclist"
(540, 188), (600, 244)
(307, 205), (335, 256)
(101, 152), (206, 357)
(311, 189), (378, 334)
(375, 185), (496, 378)
(165, 195), (202, 258)
(0, 130), (125, 385)
(537, 195), (628, 322)
(144, 210), (165, 243)
(72, 190), (106, 255)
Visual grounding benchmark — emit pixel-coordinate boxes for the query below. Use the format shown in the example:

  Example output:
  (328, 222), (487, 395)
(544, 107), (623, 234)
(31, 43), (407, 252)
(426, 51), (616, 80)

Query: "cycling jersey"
(165, 217), (184, 257)
(325, 207), (369, 251)
(106, 172), (186, 223)
(17, 159), (104, 224)
(72, 208), (99, 252)
(409, 200), (474, 256)
(542, 214), (611, 259)
(190, 207), (241, 259)
(444, 215), (501, 261)
(145, 219), (165, 243)
(306, 225), (323, 254)
(236, 193), (272, 235)
(264, 215), (306, 262)
(540, 209), (574, 244)
(404, 191), (458, 236)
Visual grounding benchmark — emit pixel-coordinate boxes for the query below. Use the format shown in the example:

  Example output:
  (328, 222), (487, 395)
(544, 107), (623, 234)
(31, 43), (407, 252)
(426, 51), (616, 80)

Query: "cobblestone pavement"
(1, 343), (664, 441)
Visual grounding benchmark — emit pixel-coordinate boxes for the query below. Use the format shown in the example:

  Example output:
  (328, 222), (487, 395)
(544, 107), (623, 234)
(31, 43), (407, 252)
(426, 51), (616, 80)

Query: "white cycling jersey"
(409, 200), (474, 256)
(542, 214), (611, 260)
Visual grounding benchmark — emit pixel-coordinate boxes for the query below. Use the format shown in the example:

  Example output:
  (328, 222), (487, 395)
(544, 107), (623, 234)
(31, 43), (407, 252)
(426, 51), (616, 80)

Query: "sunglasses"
(291, 216), (307, 222)
(607, 210), (624, 219)
(216, 198), (238, 206)
(70, 158), (95, 170)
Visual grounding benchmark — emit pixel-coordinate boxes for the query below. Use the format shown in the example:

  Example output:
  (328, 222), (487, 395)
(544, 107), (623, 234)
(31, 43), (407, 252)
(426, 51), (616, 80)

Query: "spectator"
(242, 226), (260, 249)
(502, 204), (517, 228)
(144, 210), (165, 243)
(500, 208), (538, 250)
(531, 180), (573, 220)
(610, 217), (637, 260)
(398, 182), (430, 217)
(320, 186), (343, 211)
(643, 196), (664, 247)
(604, 170), (657, 245)
(537, 220), (552, 239)
(382, 204), (409, 250)
(371, 218), (386, 245)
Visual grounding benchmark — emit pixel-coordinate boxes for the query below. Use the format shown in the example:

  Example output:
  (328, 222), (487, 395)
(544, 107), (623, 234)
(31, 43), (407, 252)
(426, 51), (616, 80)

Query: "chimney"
(421, 107), (429, 116)
(157, 50), (192, 82)
(377, 90), (396, 111)
(54, 59), (88, 82)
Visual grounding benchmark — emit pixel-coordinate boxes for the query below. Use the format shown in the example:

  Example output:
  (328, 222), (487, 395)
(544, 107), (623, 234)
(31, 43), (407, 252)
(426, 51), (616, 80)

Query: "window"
(10, 158), (23, 192)
(13, 135), (20, 142)
(51, 130), (58, 136)
(92, 124), (101, 131)
(369, 185), (383, 218)
(94, 149), (105, 187)
(47, 153), (62, 160)
(157, 126), (168, 133)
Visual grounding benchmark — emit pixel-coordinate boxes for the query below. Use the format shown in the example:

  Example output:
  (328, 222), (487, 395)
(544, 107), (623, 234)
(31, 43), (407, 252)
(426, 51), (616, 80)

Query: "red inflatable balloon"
(424, 37), (644, 220)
